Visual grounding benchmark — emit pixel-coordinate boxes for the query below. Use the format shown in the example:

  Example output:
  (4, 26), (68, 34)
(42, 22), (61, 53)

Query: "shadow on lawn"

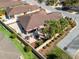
(47, 54), (58, 59)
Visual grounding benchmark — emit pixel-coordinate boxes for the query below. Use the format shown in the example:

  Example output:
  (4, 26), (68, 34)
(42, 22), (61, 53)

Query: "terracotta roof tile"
(0, 0), (23, 8)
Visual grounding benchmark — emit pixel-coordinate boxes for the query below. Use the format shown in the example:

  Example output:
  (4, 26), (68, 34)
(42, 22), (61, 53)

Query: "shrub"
(35, 40), (43, 48)
(46, 44), (50, 47)
(43, 46), (46, 49)
(23, 46), (31, 52)
(9, 34), (16, 39)
(52, 40), (54, 42)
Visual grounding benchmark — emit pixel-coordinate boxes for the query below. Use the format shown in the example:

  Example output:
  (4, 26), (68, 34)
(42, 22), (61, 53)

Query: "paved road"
(23, 0), (79, 57)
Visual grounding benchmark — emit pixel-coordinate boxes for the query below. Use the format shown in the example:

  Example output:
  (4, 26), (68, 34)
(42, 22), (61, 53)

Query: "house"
(0, 0), (39, 20)
(0, 0), (23, 8)
(0, 0), (24, 20)
(5, 4), (40, 19)
(17, 10), (62, 44)
(0, 32), (21, 59)
(17, 10), (62, 33)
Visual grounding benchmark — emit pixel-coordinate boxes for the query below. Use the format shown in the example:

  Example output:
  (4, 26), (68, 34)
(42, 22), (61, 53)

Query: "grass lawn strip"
(0, 24), (38, 59)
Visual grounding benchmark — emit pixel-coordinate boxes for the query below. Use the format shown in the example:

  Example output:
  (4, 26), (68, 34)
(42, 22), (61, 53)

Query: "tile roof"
(6, 4), (40, 15)
(18, 10), (62, 31)
(0, 0), (23, 8)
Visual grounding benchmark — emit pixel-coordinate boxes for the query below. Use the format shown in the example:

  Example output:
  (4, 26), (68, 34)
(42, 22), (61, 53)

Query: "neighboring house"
(0, 0), (24, 20)
(0, 0), (23, 8)
(5, 4), (40, 19)
(17, 10), (62, 33)
(0, 32), (21, 59)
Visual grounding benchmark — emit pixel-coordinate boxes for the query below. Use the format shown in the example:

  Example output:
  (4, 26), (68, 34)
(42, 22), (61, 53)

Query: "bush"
(9, 34), (16, 39)
(43, 46), (46, 49)
(52, 40), (54, 42)
(35, 40), (43, 48)
(23, 46), (31, 52)
(46, 44), (50, 47)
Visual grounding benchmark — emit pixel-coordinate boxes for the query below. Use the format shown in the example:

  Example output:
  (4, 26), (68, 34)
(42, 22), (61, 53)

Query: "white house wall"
(15, 13), (24, 18)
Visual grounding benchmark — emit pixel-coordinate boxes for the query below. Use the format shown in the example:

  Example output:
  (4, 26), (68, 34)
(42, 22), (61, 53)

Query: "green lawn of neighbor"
(0, 24), (38, 59)
(11, 37), (38, 59)
(47, 47), (72, 59)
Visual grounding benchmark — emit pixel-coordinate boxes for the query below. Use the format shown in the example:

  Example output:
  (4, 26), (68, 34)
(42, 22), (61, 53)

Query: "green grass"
(0, 24), (11, 37)
(0, 24), (38, 59)
(11, 37), (38, 59)
(47, 47), (72, 59)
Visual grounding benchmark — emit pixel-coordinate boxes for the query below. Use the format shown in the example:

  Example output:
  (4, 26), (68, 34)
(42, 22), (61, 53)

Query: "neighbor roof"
(0, 32), (20, 59)
(0, 0), (23, 8)
(6, 4), (39, 16)
(18, 10), (62, 31)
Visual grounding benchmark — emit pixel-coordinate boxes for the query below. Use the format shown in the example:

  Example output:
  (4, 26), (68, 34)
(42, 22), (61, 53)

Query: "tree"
(47, 54), (58, 59)
(9, 34), (16, 39)
(23, 45), (32, 52)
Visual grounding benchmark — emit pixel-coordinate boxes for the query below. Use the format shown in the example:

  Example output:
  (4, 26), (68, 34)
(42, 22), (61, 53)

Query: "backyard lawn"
(47, 47), (72, 59)
(0, 24), (38, 59)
